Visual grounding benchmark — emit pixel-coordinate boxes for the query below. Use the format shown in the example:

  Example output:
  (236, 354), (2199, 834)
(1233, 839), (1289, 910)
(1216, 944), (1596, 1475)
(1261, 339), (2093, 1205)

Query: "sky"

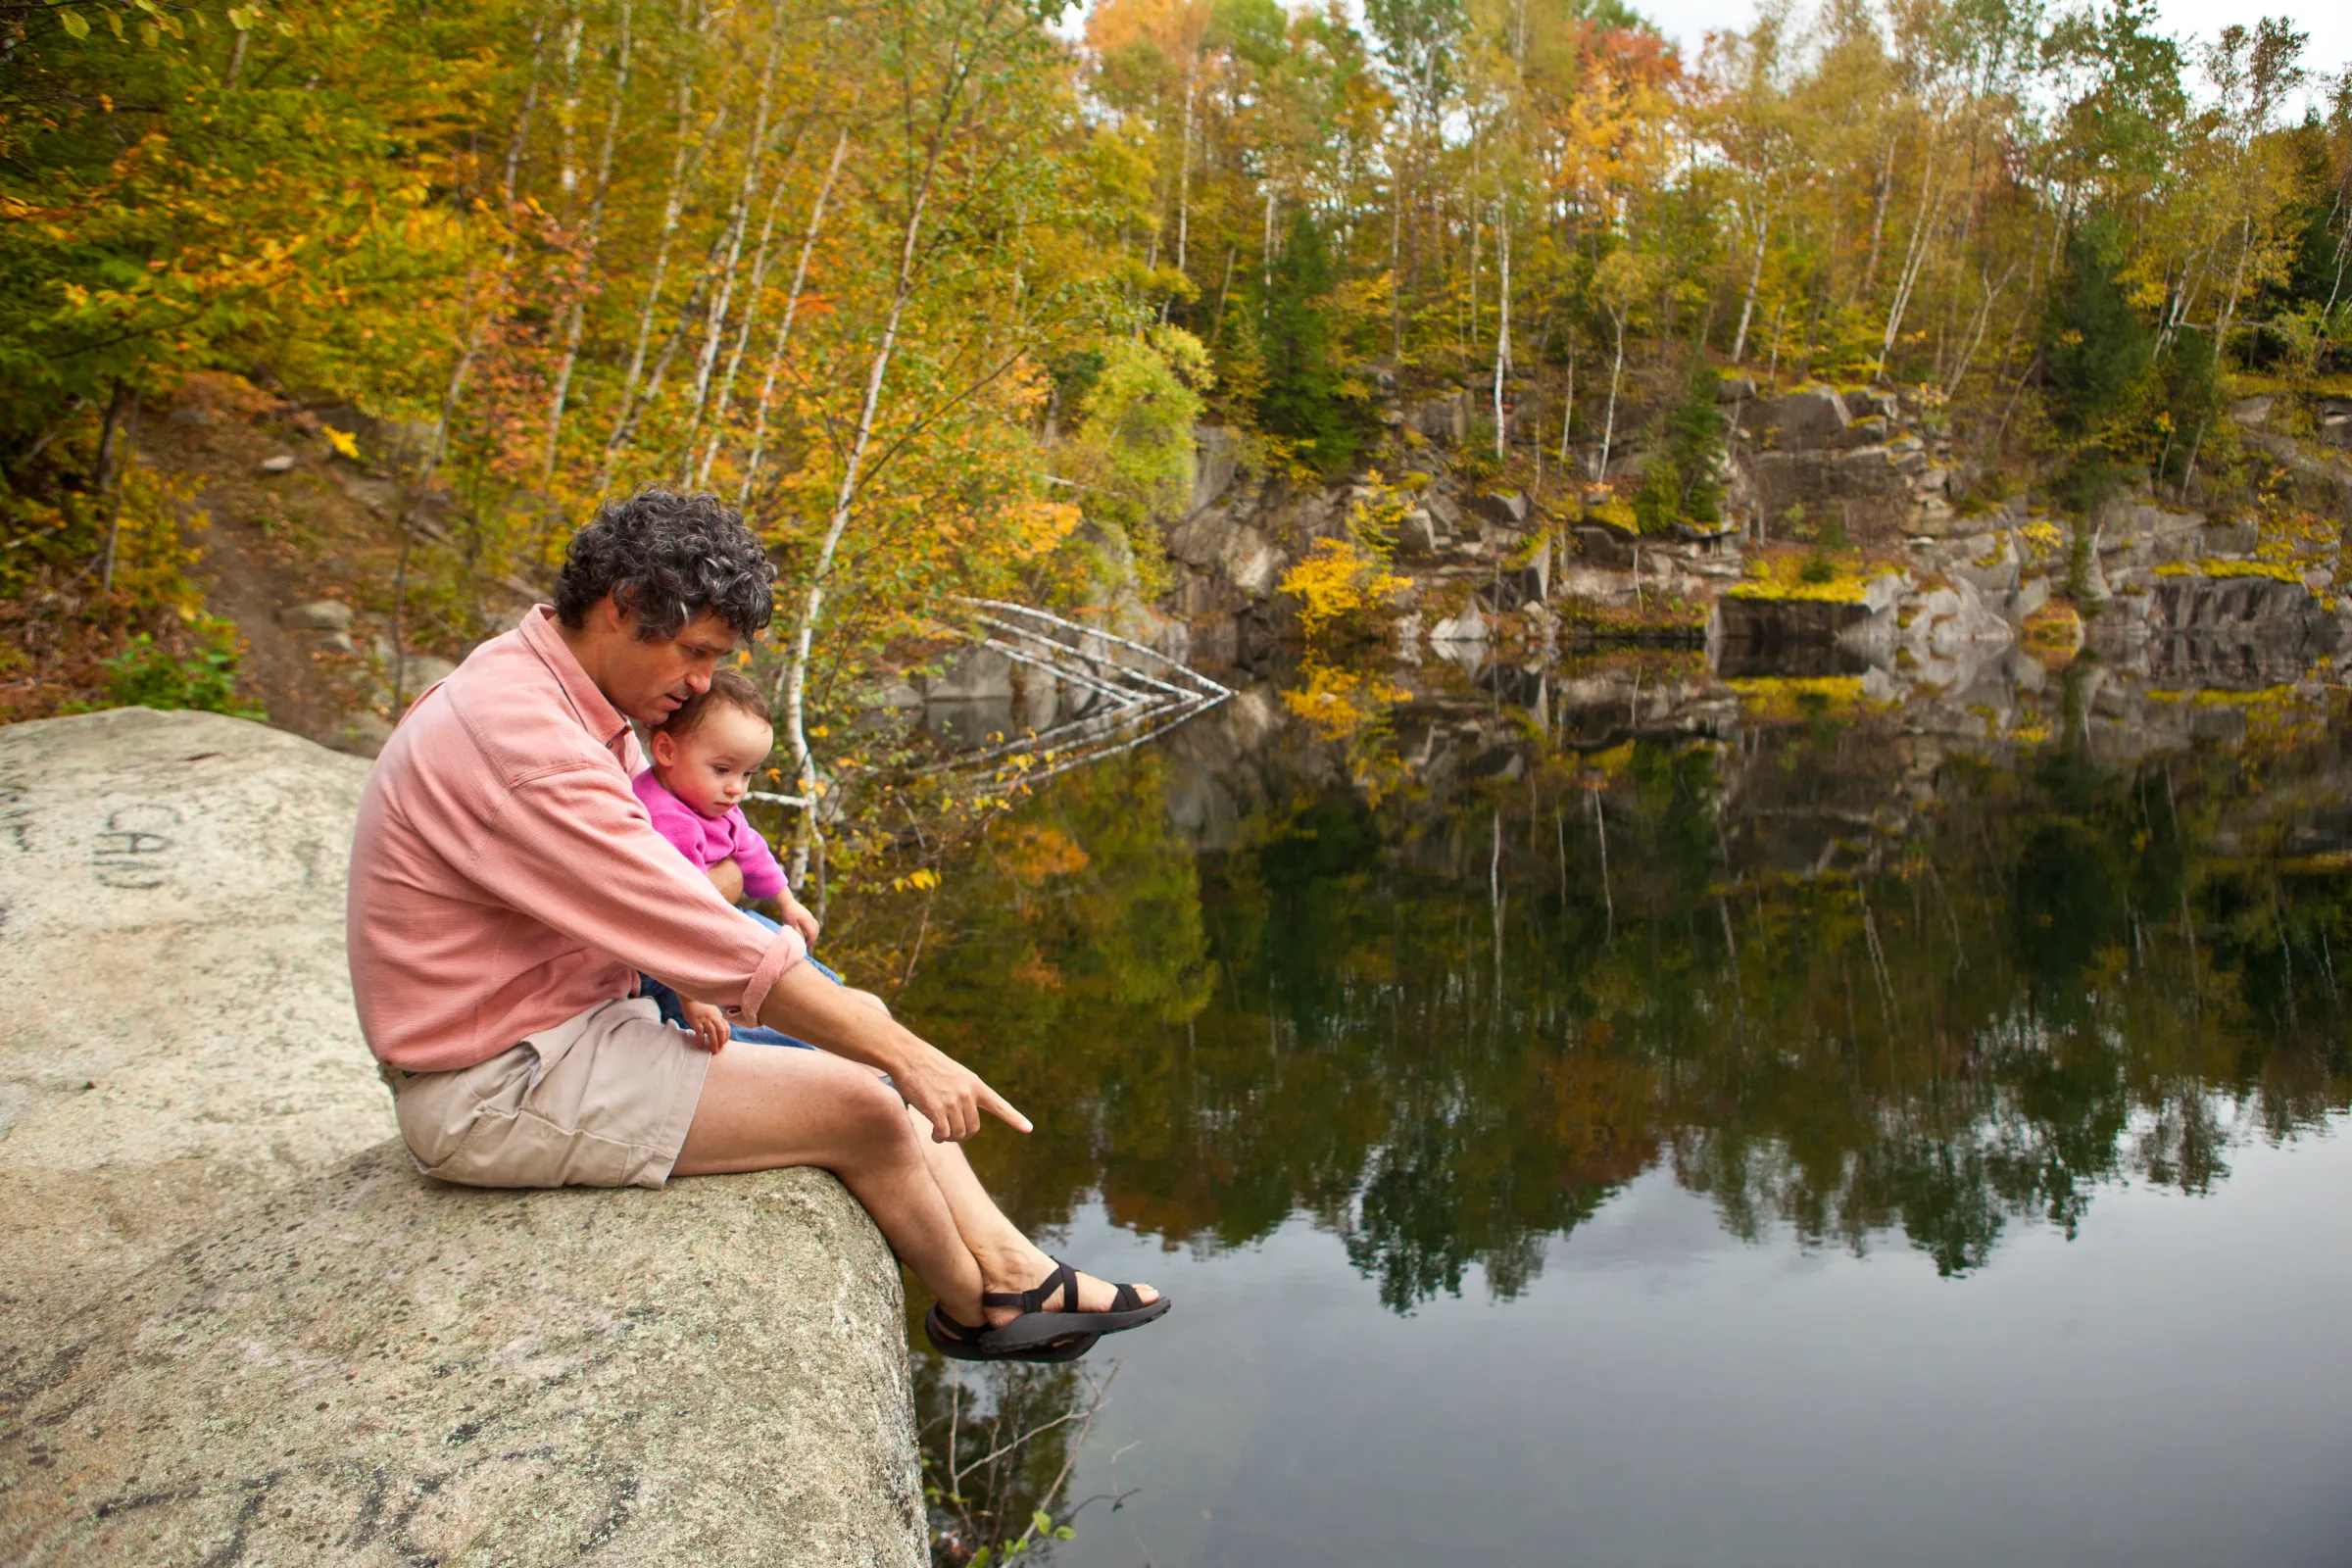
(1640, 0), (2350, 103)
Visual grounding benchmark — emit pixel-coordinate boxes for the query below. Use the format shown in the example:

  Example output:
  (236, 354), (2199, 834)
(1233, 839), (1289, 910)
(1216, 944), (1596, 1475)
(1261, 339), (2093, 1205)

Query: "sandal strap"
(927, 1302), (985, 1345)
(982, 1260), (1079, 1316)
(1109, 1282), (1142, 1313)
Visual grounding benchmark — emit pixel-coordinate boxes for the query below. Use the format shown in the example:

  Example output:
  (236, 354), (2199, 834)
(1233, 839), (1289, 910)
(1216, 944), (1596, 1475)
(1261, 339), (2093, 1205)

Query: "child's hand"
(779, 894), (821, 949)
(681, 1000), (731, 1054)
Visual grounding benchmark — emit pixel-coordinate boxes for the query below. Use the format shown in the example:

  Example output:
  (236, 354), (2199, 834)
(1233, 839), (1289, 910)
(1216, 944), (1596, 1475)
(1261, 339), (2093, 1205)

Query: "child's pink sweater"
(631, 769), (788, 902)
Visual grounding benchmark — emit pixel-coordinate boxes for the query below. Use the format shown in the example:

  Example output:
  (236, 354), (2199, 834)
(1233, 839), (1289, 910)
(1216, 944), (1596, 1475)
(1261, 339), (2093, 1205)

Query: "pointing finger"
(977, 1083), (1032, 1135)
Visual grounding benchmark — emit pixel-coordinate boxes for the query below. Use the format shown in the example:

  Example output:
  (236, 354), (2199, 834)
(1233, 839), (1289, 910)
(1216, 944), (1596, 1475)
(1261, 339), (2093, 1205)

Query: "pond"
(851, 646), (2352, 1567)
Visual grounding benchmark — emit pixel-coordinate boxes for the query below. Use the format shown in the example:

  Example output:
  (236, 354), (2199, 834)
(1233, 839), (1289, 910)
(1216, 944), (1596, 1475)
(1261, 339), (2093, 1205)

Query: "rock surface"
(1, 1146), (924, 1567)
(0, 709), (924, 1567)
(0, 709), (389, 1321)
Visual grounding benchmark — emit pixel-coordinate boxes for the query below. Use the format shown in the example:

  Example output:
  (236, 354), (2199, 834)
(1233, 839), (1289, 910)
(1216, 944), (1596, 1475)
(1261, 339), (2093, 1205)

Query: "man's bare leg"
(902, 1102), (1161, 1328)
(670, 1042), (1159, 1328)
(825, 982), (1151, 1314)
(675, 1046), (987, 1319)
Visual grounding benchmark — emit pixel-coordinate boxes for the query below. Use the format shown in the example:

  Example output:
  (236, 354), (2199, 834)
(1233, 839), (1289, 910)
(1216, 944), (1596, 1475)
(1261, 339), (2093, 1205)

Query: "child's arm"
(727, 809), (788, 902)
(727, 811), (819, 945)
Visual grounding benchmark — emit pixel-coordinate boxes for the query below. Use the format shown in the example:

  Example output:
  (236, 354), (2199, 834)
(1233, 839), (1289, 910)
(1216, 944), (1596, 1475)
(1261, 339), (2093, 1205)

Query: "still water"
(856, 650), (2352, 1567)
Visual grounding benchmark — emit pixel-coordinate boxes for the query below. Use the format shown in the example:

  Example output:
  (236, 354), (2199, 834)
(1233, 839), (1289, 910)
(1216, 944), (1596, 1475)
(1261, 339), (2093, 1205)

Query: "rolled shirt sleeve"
(471, 763), (805, 1020)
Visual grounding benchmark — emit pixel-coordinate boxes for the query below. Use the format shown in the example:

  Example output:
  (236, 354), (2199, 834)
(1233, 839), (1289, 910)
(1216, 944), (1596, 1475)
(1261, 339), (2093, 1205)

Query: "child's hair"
(654, 666), (772, 739)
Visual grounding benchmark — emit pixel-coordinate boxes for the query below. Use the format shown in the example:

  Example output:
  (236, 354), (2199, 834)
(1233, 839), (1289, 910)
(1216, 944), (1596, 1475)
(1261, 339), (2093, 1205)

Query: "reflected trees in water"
(856, 682), (2352, 1312)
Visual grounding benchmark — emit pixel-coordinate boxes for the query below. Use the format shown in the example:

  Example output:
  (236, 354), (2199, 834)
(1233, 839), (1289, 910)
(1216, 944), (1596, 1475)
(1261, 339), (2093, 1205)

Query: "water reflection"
(852, 650), (2352, 1564)
(879, 659), (2349, 1304)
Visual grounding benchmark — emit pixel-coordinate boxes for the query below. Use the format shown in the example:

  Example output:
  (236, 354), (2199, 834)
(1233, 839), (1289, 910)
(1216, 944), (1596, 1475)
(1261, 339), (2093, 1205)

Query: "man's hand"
(754, 960), (1028, 1143)
(680, 999), (731, 1054)
(706, 858), (746, 905)
(893, 1038), (1031, 1144)
(778, 891), (821, 948)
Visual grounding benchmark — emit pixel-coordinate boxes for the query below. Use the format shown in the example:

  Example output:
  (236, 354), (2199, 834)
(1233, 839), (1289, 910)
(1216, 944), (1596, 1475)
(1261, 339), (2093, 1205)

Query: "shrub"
(94, 620), (265, 719)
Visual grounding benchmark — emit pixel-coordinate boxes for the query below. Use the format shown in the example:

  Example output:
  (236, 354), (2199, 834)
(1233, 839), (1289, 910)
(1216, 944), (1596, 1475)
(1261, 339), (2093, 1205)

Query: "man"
(348, 490), (1164, 1361)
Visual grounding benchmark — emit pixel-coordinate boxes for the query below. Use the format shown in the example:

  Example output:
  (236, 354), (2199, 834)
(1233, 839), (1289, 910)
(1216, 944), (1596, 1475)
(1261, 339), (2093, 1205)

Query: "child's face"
(652, 705), (775, 818)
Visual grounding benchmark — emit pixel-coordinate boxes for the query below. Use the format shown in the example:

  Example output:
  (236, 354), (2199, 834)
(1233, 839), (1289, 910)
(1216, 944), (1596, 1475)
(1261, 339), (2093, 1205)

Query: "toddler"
(633, 667), (878, 1049)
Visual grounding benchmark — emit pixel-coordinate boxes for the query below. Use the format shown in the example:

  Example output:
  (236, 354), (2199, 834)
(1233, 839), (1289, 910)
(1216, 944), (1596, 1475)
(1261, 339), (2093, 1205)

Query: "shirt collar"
(518, 606), (633, 762)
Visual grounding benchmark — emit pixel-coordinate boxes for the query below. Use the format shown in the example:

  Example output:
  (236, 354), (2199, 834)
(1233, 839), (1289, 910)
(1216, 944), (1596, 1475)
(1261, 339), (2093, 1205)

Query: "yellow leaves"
(1726, 676), (1877, 723)
(1280, 535), (1409, 639)
(322, 426), (360, 461)
(890, 866), (942, 892)
(1281, 659), (1406, 744)
(1002, 825), (1089, 886)
(57, 6), (88, 38)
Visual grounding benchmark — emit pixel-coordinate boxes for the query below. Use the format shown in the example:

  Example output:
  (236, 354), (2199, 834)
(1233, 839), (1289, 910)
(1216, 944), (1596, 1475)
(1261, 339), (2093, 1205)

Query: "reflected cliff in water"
(858, 647), (2352, 1309)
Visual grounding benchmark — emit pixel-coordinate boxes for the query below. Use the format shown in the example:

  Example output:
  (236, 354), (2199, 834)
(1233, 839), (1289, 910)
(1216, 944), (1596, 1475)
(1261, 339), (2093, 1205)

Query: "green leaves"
(57, 7), (90, 39)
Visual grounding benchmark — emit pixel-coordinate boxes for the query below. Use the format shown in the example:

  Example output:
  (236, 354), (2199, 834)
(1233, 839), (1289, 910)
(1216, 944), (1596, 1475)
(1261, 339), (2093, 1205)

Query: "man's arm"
(754, 962), (1030, 1144)
(706, 858), (745, 904)
(472, 766), (1021, 1141)
(470, 765), (798, 1020)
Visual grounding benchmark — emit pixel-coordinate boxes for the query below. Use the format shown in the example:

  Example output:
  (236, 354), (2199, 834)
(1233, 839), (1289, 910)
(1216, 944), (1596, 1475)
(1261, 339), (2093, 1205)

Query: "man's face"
(603, 606), (742, 725)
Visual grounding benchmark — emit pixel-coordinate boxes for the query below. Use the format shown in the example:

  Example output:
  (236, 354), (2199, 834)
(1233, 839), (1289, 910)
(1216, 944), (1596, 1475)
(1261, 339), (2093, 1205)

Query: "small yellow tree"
(1279, 470), (1411, 642)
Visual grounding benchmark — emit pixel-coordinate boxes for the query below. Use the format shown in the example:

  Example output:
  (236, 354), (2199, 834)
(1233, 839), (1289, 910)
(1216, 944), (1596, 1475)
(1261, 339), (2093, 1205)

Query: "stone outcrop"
(1143, 380), (2349, 679)
(0, 709), (924, 1567)
(0, 709), (388, 1321)
(1, 1147), (923, 1567)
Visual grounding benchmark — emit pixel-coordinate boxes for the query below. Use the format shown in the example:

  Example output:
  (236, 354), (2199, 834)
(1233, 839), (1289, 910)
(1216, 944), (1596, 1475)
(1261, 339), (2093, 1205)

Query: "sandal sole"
(979, 1296), (1170, 1353)
(925, 1304), (1101, 1363)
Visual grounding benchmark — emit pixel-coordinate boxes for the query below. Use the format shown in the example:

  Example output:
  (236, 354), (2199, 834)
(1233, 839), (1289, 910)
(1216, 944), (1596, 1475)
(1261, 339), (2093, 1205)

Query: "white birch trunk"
(1732, 203), (1769, 364)
(1598, 309), (1626, 480)
(541, 0), (630, 482)
(676, 4), (787, 480)
(782, 171), (933, 814)
(738, 127), (850, 508)
(1492, 199), (1509, 464)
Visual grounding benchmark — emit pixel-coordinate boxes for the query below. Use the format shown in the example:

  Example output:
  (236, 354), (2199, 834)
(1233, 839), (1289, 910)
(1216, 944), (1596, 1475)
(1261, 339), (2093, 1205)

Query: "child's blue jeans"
(639, 907), (838, 1050)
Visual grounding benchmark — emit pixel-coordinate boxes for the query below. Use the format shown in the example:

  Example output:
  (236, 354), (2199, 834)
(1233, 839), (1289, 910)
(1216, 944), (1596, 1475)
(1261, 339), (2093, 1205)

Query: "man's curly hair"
(553, 490), (776, 641)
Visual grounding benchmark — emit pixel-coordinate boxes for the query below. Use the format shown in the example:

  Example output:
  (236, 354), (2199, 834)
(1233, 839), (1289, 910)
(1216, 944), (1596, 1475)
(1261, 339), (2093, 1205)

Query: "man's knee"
(847, 987), (892, 1019)
(835, 1069), (918, 1152)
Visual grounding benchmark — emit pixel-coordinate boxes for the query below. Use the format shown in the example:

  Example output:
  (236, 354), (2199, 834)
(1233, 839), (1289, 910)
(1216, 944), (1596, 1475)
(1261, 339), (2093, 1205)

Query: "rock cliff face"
(0, 710), (924, 1567)
(1145, 383), (2352, 692)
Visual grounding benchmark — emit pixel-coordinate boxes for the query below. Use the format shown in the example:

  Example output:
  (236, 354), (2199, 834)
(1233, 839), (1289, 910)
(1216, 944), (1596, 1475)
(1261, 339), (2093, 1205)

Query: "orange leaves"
(1001, 823), (1091, 884)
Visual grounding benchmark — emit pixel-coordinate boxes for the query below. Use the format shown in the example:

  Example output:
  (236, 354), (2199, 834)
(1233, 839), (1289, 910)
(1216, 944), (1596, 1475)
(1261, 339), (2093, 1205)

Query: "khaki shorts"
(381, 997), (711, 1189)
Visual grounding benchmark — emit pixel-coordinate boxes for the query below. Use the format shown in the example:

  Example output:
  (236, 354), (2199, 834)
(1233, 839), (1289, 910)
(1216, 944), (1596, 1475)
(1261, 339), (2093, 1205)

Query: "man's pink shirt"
(347, 606), (806, 1072)
(630, 770), (787, 901)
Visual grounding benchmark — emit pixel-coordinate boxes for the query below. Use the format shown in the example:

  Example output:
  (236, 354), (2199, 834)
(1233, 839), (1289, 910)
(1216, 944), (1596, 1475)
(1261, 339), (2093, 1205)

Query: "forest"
(3, 0), (2349, 773)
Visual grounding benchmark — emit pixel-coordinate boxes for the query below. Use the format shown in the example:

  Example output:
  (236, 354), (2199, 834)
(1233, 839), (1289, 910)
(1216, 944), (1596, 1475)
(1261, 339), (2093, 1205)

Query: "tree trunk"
(98, 389), (137, 595)
(1732, 203), (1769, 364)
(602, 79), (725, 487)
(739, 127), (850, 509)
(1492, 199), (1510, 464)
(1877, 134), (1942, 381)
(781, 165), (935, 875)
(1557, 333), (1574, 471)
(693, 150), (796, 488)
(1175, 66), (1195, 276)
(1598, 309), (1626, 480)
(541, 0), (631, 483)
(1390, 171), (1403, 361)
(676, 2), (789, 481)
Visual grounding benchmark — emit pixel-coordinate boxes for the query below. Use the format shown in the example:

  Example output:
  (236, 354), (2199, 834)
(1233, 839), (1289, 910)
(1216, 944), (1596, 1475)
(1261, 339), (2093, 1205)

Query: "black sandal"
(924, 1302), (1099, 1364)
(978, 1258), (1169, 1354)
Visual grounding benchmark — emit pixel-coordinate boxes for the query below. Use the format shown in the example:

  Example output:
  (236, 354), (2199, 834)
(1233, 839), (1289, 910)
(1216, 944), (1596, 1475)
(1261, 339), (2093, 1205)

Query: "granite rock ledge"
(0, 710), (923, 1567)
